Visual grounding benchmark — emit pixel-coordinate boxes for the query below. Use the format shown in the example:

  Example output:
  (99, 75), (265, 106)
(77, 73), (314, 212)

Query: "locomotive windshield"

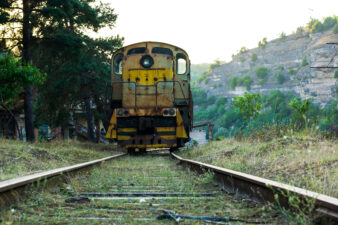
(127, 47), (146, 55)
(151, 47), (173, 56)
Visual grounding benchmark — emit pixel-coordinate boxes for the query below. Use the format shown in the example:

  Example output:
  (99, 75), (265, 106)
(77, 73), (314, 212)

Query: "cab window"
(113, 53), (123, 75)
(127, 47), (146, 55)
(152, 47), (173, 56)
(176, 53), (187, 75)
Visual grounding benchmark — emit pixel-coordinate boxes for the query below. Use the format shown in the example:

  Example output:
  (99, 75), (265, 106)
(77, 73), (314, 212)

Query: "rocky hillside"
(196, 29), (338, 107)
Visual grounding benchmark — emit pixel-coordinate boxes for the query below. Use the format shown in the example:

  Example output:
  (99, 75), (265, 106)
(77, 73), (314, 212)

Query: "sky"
(96, 0), (338, 64)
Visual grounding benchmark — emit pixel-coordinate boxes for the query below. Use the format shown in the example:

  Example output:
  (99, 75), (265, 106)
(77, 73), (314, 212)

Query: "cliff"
(196, 29), (338, 107)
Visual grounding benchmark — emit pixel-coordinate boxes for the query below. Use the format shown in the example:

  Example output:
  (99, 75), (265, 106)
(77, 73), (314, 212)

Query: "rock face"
(197, 29), (338, 107)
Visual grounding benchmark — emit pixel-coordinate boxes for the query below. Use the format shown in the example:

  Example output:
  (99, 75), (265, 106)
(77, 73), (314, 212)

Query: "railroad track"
(0, 150), (337, 224)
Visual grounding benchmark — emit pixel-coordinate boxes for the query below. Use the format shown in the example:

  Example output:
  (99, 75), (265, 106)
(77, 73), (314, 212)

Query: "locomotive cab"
(106, 42), (193, 152)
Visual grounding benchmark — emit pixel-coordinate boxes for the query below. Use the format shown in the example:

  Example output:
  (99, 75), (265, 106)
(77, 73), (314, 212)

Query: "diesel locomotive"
(105, 42), (193, 152)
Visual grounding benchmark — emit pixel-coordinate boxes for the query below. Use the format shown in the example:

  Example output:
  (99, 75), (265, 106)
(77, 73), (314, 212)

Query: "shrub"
(255, 66), (269, 84)
(251, 53), (257, 62)
(289, 68), (296, 75)
(334, 24), (338, 34)
(258, 37), (267, 49)
(207, 95), (216, 105)
(204, 77), (210, 84)
(301, 56), (309, 67)
(279, 32), (286, 40)
(229, 77), (238, 90)
(239, 46), (248, 54)
(240, 75), (253, 90)
(296, 26), (304, 34)
(234, 92), (262, 120)
(216, 97), (227, 106)
(307, 16), (337, 33)
(334, 70), (338, 78)
(274, 72), (286, 84)
(277, 65), (284, 71)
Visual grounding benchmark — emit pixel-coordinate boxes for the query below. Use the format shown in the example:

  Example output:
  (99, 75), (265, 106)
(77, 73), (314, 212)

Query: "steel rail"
(0, 153), (127, 194)
(171, 153), (338, 221)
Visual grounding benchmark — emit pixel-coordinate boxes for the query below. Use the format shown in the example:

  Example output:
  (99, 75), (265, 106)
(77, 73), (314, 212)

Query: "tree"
(0, 52), (45, 139)
(0, 52), (45, 105)
(288, 98), (310, 128)
(1, 0), (123, 142)
(234, 92), (262, 120)
(255, 66), (269, 84)
(258, 37), (267, 49)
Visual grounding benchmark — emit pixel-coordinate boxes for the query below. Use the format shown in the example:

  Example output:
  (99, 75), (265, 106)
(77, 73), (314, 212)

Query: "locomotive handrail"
(111, 80), (189, 110)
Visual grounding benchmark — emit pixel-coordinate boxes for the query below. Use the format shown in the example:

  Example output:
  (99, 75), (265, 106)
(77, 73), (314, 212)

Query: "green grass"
(1, 155), (286, 224)
(180, 130), (338, 198)
(0, 139), (122, 181)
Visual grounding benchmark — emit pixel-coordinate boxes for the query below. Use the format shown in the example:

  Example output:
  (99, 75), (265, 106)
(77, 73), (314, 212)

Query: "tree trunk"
(93, 94), (110, 132)
(83, 83), (95, 143)
(23, 0), (35, 141)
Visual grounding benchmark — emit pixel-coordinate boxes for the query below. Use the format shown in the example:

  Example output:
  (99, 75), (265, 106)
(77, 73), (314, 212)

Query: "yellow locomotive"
(106, 42), (193, 153)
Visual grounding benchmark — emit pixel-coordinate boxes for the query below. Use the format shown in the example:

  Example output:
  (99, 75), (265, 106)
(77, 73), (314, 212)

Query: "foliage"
(255, 66), (269, 84)
(279, 32), (286, 40)
(288, 98), (310, 128)
(334, 70), (338, 78)
(251, 53), (257, 62)
(238, 46), (248, 54)
(307, 16), (338, 33)
(334, 23), (338, 34)
(296, 26), (304, 34)
(0, 53), (45, 106)
(234, 92), (262, 120)
(193, 89), (336, 139)
(301, 56), (308, 67)
(274, 72), (286, 84)
(288, 68), (296, 75)
(209, 59), (222, 71)
(216, 97), (227, 106)
(229, 75), (252, 90)
(258, 37), (267, 49)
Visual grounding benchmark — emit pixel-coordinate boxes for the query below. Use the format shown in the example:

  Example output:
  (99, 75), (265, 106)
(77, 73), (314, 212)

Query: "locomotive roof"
(114, 41), (189, 56)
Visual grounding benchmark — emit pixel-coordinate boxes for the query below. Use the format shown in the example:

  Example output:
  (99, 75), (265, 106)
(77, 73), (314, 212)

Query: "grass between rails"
(1, 155), (287, 224)
(179, 130), (338, 198)
(0, 138), (123, 181)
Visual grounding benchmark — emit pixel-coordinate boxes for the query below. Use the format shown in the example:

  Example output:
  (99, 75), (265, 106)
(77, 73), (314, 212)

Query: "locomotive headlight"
(169, 109), (176, 116)
(140, 55), (154, 68)
(162, 108), (176, 117)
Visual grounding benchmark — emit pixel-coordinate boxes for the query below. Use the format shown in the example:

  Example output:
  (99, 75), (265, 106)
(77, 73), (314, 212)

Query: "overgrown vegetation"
(229, 75), (253, 90)
(306, 16), (338, 33)
(192, 87), (337, 139)
(258, 37), (267, 49)
(0, 139), (120, 181)
(255, 66), (269, 84)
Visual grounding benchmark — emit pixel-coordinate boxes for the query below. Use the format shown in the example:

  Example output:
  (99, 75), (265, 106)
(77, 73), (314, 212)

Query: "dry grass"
(0, 138), (123, 181)
(180, 131), (338, 198)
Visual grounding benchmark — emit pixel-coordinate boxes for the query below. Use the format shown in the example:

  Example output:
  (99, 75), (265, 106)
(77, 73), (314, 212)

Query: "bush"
(334, 70), (338, 78)
(274, 72), (286, 84)
(239, 46), (248, 54)
(301, 56), (309, 67)
(229, 77), (238, 90)
(216, 97), (227, 106)
(251, 53), (257, 62)
(255, 66), (269, 84)
(296, 26), (304, 34)
(207, 96), (216, 105)
(279, 32), (286, 40)
(334, 24), (338, 34)
(307, 16), (337, 33)
(258, 37), (267, 49)
(289, 68), (296, 75)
